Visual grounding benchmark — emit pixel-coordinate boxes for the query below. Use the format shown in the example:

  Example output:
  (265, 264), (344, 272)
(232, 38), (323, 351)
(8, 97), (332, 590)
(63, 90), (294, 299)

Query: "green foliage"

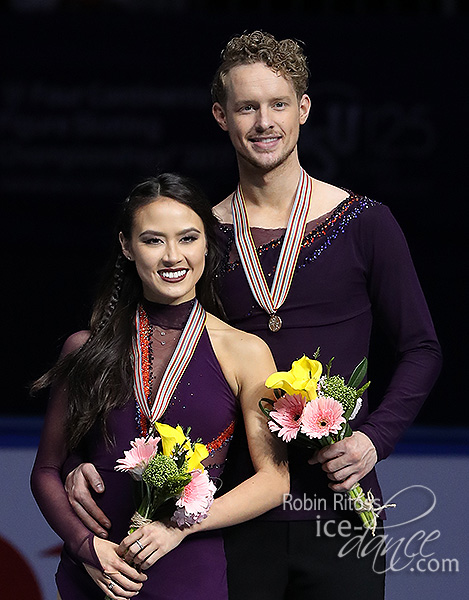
(320, 375), (357, 411)
(142, 454), (179, 488)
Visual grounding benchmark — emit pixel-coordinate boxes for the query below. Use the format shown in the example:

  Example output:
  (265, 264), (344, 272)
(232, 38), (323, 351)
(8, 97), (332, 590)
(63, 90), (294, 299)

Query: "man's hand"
(309, 432), (377, 492)
(65, 463), (111, 538)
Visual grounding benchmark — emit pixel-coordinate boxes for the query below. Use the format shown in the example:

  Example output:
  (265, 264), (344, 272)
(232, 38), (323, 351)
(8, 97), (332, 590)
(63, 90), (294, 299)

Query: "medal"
(268, 314), (282, 332)
(232, 169), (313, 332)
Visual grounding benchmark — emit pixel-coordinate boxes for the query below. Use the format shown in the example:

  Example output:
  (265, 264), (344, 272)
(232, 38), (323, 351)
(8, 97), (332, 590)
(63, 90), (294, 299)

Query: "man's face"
(213, 62), (310, 173)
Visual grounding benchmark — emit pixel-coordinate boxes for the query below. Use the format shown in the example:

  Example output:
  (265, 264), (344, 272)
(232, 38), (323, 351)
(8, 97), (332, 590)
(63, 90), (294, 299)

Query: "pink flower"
(173, 469), (216, 526)
(115, 436), (160, 480)
(300, 396), (346, 439)
(268, 394), (306, 442)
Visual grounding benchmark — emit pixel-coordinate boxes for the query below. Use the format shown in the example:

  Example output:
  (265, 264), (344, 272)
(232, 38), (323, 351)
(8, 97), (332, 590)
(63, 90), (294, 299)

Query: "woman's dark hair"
(32, 173), (224, 450)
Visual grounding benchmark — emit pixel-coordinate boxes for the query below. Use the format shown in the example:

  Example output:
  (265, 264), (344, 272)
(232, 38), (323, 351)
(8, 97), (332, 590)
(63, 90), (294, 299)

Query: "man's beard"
(239, 142), (297, 174)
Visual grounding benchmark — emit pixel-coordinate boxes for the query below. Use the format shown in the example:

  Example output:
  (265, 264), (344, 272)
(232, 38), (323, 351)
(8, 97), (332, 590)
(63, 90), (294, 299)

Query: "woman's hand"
(117, 521), (187, 570)
(84, 537), (148, 599)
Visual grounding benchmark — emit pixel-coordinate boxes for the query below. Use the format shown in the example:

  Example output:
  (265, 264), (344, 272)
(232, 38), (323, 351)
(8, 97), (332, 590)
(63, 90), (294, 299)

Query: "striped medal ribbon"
(232, 169), (313, 332)
(132, 298), (206, 425)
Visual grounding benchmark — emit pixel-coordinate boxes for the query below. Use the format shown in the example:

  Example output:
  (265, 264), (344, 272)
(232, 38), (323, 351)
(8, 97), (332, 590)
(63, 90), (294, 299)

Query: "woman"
(31, 173), (289, 600)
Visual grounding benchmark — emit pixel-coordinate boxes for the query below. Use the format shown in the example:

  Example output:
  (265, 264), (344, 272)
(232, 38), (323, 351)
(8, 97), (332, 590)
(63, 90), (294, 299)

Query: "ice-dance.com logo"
(283, 485), (460, 575)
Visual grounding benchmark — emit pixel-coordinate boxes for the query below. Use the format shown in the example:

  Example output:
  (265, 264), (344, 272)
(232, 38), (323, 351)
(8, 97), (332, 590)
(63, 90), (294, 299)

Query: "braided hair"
(32, 173), (224, 450)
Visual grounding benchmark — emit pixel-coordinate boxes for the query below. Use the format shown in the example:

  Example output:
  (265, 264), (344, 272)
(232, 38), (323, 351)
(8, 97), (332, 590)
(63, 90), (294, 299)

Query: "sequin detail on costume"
(134, 306), (152, 436)
(222, 195), (379, 273)
(206, 420), (236, 457)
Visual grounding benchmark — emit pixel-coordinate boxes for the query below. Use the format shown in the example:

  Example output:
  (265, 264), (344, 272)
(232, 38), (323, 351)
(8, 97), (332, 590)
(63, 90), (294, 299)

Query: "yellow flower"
(187, 442), (209, 472)
(154, 422), (209, 472)
(154, 422), (190, 457)
(265, 355), (323, 401)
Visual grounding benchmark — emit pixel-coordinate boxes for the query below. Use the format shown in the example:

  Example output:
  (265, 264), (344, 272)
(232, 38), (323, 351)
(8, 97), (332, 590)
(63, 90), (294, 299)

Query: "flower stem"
(348, 483), (377, 534)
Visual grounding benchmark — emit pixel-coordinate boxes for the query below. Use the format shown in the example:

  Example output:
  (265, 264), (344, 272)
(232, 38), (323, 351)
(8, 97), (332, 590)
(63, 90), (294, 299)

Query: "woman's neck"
(141, 297), (195, 329)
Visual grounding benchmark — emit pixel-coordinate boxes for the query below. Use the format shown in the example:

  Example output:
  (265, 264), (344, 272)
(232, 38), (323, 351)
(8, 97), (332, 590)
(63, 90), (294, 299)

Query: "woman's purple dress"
(31, 300), (238, 599)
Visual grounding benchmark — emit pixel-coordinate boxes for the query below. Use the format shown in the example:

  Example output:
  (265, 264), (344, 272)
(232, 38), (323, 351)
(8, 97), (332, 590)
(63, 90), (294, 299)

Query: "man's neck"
(237, 154), (303, 227)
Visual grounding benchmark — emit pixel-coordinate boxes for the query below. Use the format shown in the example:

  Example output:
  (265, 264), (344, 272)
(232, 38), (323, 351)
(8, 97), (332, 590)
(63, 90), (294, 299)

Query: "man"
(65, 31), (442, 599)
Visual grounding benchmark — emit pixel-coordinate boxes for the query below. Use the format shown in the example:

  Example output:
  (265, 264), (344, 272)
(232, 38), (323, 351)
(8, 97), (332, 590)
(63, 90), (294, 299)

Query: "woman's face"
(120, 196), (207, 305)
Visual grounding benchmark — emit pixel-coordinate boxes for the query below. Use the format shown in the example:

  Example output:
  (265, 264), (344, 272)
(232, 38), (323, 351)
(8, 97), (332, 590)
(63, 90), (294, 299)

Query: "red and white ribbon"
(231, 169), (313, 324)
(132, 299), (206, 423)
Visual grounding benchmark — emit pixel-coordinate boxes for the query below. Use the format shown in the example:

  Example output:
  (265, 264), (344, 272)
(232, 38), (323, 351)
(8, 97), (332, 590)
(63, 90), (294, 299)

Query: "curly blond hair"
(211, 30), (309, 106)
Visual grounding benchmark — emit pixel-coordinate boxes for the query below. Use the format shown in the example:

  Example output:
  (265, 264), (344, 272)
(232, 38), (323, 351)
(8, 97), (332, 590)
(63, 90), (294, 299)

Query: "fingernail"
(99, 531), (108, 539)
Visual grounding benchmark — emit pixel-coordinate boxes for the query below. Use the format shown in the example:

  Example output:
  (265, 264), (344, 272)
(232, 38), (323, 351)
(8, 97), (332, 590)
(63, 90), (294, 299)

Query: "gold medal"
(268, 314), (282, 332)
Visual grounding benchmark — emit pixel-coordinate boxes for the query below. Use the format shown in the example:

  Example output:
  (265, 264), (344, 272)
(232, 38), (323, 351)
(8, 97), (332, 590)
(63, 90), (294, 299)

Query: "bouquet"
(115, 422), (216, 531)
(259, 351), (392, 535)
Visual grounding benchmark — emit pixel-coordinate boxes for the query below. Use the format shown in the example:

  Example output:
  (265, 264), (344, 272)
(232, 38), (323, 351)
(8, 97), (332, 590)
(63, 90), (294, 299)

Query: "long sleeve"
(30, 332), (102, 570)
(356, 205), (443, 460)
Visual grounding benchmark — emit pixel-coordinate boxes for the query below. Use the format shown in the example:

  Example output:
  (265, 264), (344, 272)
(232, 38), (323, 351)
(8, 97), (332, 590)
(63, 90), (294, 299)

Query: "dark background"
(1, 2), (467, 427)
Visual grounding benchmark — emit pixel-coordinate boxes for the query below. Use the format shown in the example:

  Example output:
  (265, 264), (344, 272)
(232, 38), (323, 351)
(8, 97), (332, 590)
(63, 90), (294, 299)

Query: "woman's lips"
(158, 269), (188, 283)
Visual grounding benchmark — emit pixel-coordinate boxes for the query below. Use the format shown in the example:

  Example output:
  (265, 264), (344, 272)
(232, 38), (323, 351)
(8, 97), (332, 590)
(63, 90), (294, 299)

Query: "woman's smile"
(158, 268), (189, 283)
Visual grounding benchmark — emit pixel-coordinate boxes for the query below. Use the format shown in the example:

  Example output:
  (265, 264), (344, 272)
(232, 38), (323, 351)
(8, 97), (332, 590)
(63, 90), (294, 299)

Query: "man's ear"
(212, 102), (229, 132)
(299, 94), (311, 125)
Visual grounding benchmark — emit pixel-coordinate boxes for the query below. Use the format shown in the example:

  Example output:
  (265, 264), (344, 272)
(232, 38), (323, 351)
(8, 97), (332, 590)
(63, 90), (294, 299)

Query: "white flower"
(350, 397), (363, 421)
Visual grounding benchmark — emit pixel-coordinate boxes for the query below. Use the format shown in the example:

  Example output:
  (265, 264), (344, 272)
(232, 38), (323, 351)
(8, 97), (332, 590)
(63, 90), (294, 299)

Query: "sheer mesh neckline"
(250, 208), (335, 236)
(219, 203), (341, 233)
(142, 298), (196, 329)
(221, 207), (339, 265)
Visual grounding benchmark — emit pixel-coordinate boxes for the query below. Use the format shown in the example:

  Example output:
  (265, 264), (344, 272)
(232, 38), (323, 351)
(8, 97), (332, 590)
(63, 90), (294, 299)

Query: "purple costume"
(31, 300), (237, 599)
(217, 192), (442, 519)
